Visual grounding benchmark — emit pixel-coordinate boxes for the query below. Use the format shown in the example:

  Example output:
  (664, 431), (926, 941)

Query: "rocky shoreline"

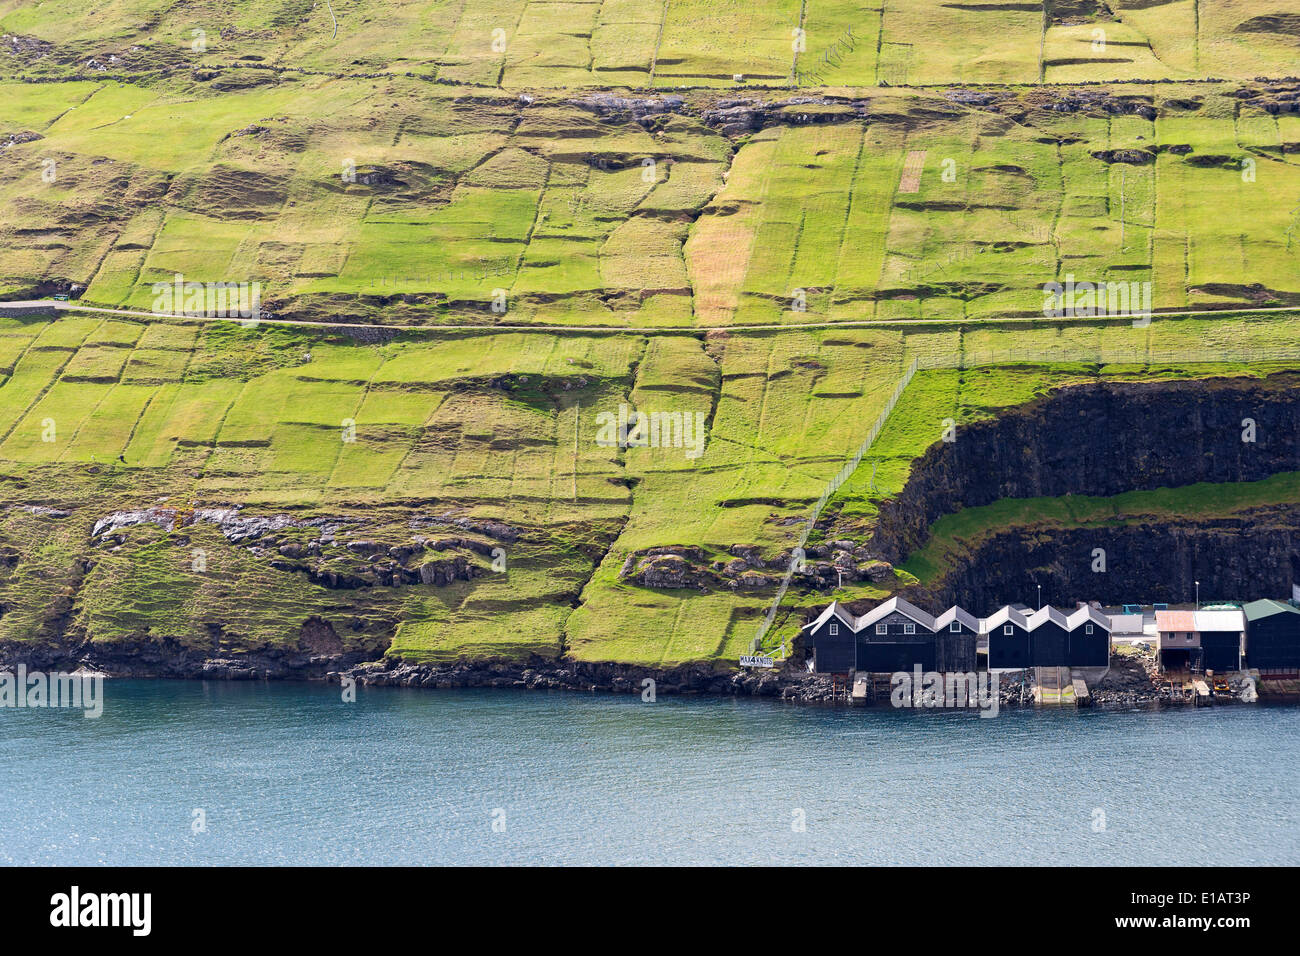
(1, 641), (1286, 709)
(333, 657), (1287, 709)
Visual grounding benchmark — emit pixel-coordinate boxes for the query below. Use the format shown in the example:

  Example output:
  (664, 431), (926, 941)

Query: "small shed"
(932, 605), (979, 672)
(1108, 613), (1146, 643)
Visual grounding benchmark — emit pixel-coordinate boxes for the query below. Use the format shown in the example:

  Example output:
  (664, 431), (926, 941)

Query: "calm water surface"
(1, 680), (1296, 865)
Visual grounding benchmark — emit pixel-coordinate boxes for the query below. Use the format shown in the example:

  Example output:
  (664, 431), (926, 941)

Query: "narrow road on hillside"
(3, 299), (1298, 336)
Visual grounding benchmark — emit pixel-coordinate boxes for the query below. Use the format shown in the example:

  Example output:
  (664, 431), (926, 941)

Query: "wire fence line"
(749, 343), (1300, 654)
(751, 356), (920, 652)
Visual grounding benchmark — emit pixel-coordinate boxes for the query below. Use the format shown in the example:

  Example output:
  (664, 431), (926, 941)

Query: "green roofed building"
(1243, 600), (1300, 678)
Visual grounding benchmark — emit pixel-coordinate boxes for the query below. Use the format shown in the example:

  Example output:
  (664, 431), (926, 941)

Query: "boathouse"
(985, 605), (1111, 669)
(801, 601), (857, 674)
(1243, 600), (1300, 677)
(1194, 608), (1245, 673)
(800, 598), (977, 674)
(855, 597), (938, 673)
(1026, 606), (1070, 666)
(933, 606), (980, 672)
(984, 605), (1031, 670)
(1154, 608), (1245, 674)
(1154, 610), (1200, 672)
(1065, 605), (1111, 667)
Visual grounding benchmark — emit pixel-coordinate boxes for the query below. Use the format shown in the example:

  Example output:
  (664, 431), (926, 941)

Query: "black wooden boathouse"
(802, 598), (977, 674)
(805, 599), (1110, 674)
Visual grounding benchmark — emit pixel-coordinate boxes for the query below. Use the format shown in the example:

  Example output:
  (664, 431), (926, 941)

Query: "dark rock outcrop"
(1090, 148), (1156, 164)
(626, 548), (711, 590)
(0, 632), (391, 681)
(903, 505), (1300, 612)
(871, 374), (1300, 565)
(336, 656), (830, 701)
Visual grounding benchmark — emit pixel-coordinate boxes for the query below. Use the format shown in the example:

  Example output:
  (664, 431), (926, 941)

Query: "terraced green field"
(4, 77), (1299, 325)
(4, 0), (1298, 85)
(1, 304), (1297, 666)
(2, 2), (1299, 671)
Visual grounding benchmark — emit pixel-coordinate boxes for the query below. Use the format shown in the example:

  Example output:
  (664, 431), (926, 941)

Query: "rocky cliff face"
(872, 373), (1300, 565)
(903, 506), (1300, 611)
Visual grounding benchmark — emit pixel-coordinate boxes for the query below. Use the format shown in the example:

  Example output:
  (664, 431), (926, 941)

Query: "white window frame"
(1003, 624), (1013, 635)
(1085, 624), (1093, 634)
(950, 621), (960, 632)
(829, 622), (838, 636)
(875, 623), (887, 635)
(903, 623), (916, 635)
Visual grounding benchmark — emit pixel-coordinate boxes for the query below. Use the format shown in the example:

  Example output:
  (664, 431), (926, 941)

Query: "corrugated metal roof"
(1194, 609), (1244, 633)
(1243, 599), (1300, 621)
(1108, 613), (1144, 633)
(1155, 610), (1195, 632)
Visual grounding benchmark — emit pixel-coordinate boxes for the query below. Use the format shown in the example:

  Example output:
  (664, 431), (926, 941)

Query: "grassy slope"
(2, 0), (1296, 84)
(1, 4), (1298, 666)
(3, 79), (1298, 322)
(2, 309), (1298, 665)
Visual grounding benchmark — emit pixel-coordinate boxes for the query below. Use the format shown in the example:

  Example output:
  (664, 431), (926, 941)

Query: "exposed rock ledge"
(620, 542), (893, 590)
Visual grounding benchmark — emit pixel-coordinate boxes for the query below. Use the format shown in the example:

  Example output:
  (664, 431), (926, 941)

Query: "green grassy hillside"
(2, 2), (1299, 670)
(3, 0), (1298, 85)
(1, 306), (1297, 666)
(3, 78), (1299, 324)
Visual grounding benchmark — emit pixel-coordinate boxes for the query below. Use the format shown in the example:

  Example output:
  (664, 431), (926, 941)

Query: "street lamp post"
(1195, 580), (1200, 610)
(1037, 584), (1042, 610)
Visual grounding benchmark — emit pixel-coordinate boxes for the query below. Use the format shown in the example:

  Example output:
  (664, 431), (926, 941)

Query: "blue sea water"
(0, 679), (1295, 865)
